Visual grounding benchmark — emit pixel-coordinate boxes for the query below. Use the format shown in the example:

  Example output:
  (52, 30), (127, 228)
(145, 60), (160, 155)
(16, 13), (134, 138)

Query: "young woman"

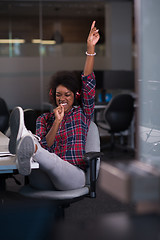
(9, 21), (100, 191)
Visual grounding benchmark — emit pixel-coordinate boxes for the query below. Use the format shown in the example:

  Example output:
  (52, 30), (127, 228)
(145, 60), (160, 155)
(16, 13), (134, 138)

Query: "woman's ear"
(75, 91), (81, 101)
(49, 88), (54, 104)
(49, 88), (53, 97)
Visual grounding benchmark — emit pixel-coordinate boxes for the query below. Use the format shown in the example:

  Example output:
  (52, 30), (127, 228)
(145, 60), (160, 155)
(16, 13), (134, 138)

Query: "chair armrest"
(97, 121), (110, 131)
(83, 152), (103, 198)
(83, 152), (103, 162)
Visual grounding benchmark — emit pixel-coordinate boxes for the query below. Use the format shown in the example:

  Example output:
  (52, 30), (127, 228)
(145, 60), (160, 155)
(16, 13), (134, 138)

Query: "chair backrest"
(0, 98), (10, 133)
(85, 121), (100, 184)
(24, 109), (37, 134)
(104, 93), (134, 132)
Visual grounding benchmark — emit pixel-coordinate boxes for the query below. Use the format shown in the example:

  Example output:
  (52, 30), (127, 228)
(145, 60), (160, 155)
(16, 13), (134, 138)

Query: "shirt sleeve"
(36, 114), (51, 150)
(81, 72), (96, 120)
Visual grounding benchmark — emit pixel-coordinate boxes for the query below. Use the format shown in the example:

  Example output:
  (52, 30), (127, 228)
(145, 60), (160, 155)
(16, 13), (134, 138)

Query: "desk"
(94, 103), (107, 123)
(0, 132), (39, 190)
(0, 132), (16, 174)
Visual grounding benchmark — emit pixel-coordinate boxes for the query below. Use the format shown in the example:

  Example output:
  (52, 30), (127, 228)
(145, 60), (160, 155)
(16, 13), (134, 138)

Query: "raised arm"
(83, 21), (100, 76)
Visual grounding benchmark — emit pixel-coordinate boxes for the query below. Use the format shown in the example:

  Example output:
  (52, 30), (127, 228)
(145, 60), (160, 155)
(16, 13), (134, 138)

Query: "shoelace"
(28, 130), (41, 142)
(33, 134), (41, 142)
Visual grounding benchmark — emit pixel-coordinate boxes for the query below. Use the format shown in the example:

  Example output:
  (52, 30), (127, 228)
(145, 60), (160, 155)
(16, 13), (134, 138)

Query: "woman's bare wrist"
(87, 45), (95, 54)
(54, 118), (61, 126)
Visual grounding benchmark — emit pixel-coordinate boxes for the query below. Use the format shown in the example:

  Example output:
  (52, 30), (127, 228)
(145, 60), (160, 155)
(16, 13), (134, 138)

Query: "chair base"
(100, 133), (133, 152)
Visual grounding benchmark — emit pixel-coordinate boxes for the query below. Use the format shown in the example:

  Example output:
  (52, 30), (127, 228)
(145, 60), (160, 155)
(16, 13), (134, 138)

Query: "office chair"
(0, 97), (10, 134)
(19, 121), (103, 217)
(97, 93), (135, 151)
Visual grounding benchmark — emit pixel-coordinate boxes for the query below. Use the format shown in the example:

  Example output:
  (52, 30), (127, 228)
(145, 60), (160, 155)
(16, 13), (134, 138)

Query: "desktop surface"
(0, 131), (39, 173)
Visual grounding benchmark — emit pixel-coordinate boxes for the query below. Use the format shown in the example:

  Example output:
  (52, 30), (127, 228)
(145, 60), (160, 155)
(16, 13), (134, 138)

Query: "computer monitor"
(103, 70), (135, 90)
(94, 70), (104, 89)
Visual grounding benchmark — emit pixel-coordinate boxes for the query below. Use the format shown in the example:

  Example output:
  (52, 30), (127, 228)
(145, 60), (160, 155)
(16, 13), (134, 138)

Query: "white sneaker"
(9, 106), (29, 154)
(16, 135), (35, 176)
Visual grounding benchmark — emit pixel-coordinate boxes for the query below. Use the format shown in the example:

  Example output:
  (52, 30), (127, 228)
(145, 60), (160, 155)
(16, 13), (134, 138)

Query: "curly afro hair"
(49, 71), (82, 107)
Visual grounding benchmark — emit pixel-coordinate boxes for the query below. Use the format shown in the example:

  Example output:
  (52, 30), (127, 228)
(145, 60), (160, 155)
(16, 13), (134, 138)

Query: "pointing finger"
(91, 20), (96, 30)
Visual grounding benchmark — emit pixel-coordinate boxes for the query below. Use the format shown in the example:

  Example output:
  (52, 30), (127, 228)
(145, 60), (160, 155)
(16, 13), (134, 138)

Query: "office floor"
(3, 136), (136, 222)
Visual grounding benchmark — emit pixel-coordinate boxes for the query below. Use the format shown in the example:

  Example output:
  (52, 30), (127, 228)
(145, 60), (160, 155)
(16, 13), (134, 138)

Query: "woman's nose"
(59, 95), (65, 101)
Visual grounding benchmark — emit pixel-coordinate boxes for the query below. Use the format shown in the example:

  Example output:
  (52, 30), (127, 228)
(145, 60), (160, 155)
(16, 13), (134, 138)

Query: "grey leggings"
(30, 143), (86, 191)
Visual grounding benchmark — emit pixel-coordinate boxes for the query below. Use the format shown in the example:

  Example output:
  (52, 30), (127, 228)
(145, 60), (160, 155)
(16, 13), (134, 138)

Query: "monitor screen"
(103, 70), (135, 90)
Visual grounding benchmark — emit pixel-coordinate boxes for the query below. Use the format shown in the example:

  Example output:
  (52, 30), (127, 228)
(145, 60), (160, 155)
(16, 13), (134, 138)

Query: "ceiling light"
(0, 39), (25, 44)
(32, 39), (56, 45)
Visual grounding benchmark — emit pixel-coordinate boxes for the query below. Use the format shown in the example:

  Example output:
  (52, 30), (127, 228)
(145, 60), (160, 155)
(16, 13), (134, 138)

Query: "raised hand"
(87, 21), (100, 47)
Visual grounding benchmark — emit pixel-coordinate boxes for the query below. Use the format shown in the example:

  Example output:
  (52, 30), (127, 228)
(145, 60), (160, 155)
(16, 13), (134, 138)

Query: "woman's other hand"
(54, 104), (64, 123)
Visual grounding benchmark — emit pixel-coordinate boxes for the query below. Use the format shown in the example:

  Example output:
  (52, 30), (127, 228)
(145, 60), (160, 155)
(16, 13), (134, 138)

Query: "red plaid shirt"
(36, 72), (95, 170)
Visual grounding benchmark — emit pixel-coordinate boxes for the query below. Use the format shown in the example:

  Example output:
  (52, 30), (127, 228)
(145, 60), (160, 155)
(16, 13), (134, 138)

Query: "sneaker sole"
(9, 107), (24, 154)
(16, 135), (35, 176)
